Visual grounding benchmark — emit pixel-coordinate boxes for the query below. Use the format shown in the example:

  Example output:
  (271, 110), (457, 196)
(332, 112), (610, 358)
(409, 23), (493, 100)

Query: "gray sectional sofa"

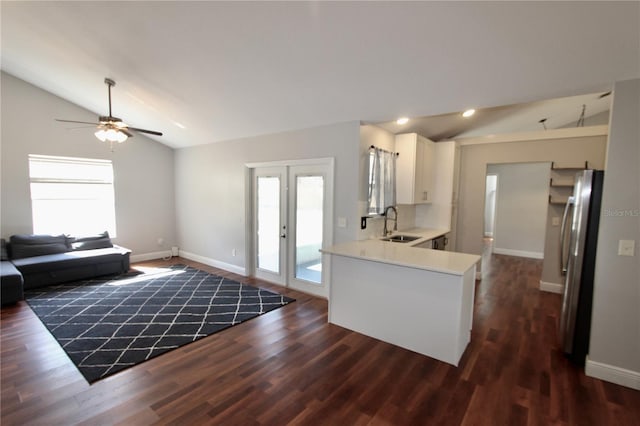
(1, 233), (131, 305)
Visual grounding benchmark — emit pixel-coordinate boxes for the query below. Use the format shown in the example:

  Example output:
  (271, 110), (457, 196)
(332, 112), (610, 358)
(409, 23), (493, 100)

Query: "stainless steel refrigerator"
(559, 169), (604, 365)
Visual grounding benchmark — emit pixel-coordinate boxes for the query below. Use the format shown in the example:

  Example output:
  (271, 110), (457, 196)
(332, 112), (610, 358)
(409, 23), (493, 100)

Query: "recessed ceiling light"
(396, 117), (409, 125)
(462, 109), (475, 118)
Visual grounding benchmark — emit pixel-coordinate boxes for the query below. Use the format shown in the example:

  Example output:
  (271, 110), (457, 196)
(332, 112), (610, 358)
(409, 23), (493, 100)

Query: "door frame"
(245, 158), (334, 299)
(484, 173), (499, 239)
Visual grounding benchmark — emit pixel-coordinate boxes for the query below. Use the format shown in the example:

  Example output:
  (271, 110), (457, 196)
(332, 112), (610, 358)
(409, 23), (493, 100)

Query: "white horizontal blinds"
(28, 155), (117, 237)
(29, 155), (114, 183)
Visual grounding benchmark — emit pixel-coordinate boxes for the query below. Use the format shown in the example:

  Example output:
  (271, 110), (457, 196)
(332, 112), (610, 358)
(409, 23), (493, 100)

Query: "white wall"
(174, 121), (360, 273)
(456, 128), (608, 276)
(587, 78), (640, 389)
(487, 162), (550, 258)
(0, 72), (177, 259)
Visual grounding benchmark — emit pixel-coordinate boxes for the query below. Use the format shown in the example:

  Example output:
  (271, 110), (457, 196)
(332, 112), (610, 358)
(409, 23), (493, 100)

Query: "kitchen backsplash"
(358, 204), (417, 240)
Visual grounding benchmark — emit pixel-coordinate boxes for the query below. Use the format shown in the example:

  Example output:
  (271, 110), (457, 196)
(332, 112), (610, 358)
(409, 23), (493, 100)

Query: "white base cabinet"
(328, 254), (477, 366)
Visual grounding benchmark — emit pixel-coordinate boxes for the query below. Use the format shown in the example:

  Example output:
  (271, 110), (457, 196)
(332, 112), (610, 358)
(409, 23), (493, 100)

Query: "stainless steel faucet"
(383, 205), (398, 236)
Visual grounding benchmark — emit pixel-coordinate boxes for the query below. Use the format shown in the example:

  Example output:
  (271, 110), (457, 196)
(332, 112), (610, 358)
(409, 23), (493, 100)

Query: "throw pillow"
(70, 231), (113, 250)
(9, 234), (69, 259)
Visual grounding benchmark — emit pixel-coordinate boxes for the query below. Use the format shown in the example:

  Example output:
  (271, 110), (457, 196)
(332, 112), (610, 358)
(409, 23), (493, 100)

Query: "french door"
(251, 160), (333, 298)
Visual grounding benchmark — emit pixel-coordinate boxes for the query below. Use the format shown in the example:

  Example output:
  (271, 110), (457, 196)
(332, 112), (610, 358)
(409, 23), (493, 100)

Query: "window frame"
(28, 154), (117, 237)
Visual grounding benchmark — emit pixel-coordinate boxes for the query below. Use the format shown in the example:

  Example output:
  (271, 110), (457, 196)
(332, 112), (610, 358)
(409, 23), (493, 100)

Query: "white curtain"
(368, 148), (396, 215)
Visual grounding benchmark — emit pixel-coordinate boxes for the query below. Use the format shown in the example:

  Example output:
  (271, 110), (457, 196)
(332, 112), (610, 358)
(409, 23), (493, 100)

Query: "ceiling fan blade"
(55, 119), (100, 125)
(127, 127), (163, 136)
(65, 125), (99, 130)
(120, 128), (134, 138)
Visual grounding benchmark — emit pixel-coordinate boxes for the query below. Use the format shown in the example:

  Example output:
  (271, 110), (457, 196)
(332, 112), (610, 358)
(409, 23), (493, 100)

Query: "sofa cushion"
(70, 231), (113, 251)
(10, 234), (69, 259)
(11, 246), (130, 275)
(1, 239), (9, 261)
(1, 260), (24, 305)
(12, 245), (131, 290)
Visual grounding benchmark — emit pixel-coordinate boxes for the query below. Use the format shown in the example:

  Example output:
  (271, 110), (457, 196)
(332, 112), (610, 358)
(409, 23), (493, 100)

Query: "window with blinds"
(28, 154), (117, 237)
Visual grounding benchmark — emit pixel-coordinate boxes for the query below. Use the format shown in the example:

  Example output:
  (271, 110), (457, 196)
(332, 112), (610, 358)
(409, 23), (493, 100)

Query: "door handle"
(280, 234), (286, 239)
(560, 196), (574, 275)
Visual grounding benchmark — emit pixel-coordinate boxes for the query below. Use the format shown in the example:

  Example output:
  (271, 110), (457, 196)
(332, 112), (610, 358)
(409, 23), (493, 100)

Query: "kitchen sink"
(381, 234), (420, 243)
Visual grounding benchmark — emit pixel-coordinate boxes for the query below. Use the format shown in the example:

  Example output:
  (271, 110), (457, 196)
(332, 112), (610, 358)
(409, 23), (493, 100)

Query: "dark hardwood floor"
(2, 254), (639, 425)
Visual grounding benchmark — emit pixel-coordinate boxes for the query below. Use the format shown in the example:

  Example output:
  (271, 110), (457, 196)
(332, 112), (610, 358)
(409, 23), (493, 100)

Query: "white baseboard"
(130, 251), (172, 263)
(539, 280), (563, 294)
(492, 248), (544, 259)
(585, 356), (640, 390)
(179, 250), (247, 276)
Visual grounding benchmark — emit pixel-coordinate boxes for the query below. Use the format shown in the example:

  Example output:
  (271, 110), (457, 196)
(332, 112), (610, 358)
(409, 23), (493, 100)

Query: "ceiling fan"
(56, 77), (163, 145)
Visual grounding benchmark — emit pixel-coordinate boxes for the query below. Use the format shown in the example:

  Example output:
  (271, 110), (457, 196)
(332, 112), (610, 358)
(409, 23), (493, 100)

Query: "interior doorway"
(484, 162), (551, 259)
(484, 174), (498, 238)
(247, 159), (334, 298)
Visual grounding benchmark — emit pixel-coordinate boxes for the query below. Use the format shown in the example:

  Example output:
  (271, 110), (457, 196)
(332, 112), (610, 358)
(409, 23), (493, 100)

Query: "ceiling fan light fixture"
(95, 128), (128, 143)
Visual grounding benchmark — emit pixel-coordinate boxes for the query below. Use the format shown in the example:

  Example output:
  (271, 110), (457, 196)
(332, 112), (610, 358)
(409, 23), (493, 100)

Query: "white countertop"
(321, 229), (480, 276)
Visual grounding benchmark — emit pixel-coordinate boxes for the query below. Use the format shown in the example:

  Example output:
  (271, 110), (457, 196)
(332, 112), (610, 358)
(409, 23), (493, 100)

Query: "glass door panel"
(253, 167), (286, 285)
(294, 175), (324, 284)
(257, 176), (280, 273)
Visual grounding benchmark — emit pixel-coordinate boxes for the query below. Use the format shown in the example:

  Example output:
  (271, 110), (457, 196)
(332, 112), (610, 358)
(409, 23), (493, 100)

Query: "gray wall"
(486, 162), (550, 258)
(589, 79), (640, 380)
(456, 132), (607, 278)
(174, 121), (360, 272)
(0, 72), (176, 259)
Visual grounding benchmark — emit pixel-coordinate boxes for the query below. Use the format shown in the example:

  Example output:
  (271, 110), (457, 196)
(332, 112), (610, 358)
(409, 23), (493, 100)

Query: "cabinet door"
(395, 134), (418, 205)
(395, 133), (435, 205)
(414, 138), (425, 202)
(421, 139), (434, 203)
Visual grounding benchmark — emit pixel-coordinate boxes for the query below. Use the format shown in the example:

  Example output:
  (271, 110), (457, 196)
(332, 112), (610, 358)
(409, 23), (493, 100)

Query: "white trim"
(457, 125), (608, 146)
(245, 158), (335, 299)
(130, 251), (172, 263)
(492, 248), (544, 259)
(585, 356), (640, 390)
(539, 280), (563, 294)
(246, 157), (335, 169)
(475, 271), (482, 280)
(179, 250), (247, 276)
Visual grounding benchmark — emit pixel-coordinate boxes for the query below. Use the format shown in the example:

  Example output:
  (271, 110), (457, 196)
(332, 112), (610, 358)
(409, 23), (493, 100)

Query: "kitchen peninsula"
(321, 235), (480, 366)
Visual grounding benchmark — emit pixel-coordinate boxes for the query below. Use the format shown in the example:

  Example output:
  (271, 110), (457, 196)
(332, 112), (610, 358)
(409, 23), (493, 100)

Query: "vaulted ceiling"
(2, 2), (638, 148)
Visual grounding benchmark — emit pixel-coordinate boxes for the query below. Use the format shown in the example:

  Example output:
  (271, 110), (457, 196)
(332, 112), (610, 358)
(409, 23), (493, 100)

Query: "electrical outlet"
(157, 237), (164, 246)
(337, 217), (347, 228)
(551, 217), (560, 226)
(232, 248), (237, 257)
(618, 240), (635, 256)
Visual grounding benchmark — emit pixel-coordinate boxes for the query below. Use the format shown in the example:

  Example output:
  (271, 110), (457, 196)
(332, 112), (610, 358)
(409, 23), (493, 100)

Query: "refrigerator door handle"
(560, 196), (575, 275)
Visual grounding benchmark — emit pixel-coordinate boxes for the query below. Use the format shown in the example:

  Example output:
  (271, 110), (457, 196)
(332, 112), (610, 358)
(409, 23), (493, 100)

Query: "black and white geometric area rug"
(24, 264), (294, 383)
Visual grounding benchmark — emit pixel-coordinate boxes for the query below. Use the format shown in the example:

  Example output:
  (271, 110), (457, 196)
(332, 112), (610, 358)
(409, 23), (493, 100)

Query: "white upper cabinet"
(395, 133), (435, 204)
